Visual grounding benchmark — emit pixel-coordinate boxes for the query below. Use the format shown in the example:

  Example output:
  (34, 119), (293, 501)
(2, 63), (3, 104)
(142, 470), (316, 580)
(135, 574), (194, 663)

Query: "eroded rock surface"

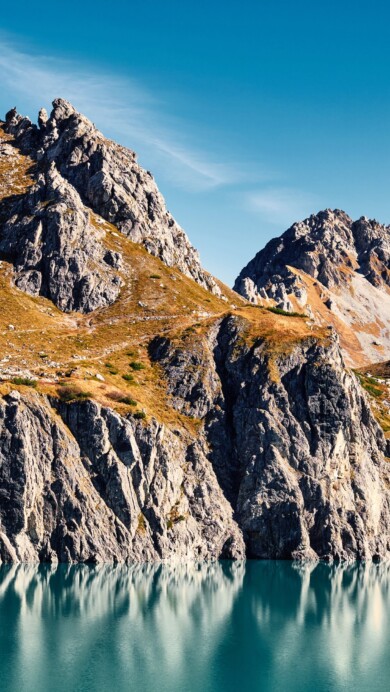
(234, 209), (390, 366)
(0, 391), (244, 563)
(0, 161), (122, 312)
(151, 318), (390, 561)
(2, 99), (219, 296)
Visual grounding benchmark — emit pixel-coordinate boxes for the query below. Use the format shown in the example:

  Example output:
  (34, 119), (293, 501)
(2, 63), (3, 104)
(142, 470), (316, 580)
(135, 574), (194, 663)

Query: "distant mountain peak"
(234, 209), (390, 366)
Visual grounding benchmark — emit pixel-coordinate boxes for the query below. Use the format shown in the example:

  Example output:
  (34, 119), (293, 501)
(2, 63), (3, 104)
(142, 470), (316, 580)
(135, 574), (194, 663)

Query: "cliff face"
(150, 316), (390, 561)
(1, 316), (389, 564)
(234, 209), (390, 367)
(0, 101), (389, 563)
(0, 390), (244, 563)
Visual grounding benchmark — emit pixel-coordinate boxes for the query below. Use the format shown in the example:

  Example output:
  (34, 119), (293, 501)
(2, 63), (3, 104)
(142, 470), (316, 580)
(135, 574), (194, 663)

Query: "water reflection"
(0, 561), (389, 692)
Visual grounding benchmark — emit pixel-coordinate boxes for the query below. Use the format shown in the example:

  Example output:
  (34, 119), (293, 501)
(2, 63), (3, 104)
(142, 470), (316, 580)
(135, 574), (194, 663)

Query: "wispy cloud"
(247, 187), (320, 226)
(0, 37), (245, 192)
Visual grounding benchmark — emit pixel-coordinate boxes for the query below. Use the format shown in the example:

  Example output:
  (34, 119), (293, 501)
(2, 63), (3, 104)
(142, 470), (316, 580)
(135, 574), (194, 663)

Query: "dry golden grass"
(0, 123), (35, 200)
(0, 126), (331, 426)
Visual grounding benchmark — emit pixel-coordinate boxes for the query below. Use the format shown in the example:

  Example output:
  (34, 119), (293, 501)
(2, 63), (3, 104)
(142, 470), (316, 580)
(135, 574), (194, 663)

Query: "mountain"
(0, 101), (389, 564)
(2, 98), (220, 310)
(234, 209), (390, 367)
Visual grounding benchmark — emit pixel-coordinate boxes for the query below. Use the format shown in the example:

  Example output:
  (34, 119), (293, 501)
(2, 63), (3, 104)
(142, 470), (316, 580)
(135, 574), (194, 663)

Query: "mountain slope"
(234, 209), (390, 367)
(0, 104), (389, 563)
(2, 99), (220, 300)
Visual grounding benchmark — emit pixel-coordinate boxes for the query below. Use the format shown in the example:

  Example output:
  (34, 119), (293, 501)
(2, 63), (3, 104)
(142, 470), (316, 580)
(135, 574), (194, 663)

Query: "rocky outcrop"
(0, 102), (389, 565)
(0, 159), (122, 312)
(151, 317), (390, 561)
(1, 318), (388, 564)
(0, 390), (244, 563)
(235, 209), (390, 299)
(2, 99), (220, 295)
(234, 209), (390, 366)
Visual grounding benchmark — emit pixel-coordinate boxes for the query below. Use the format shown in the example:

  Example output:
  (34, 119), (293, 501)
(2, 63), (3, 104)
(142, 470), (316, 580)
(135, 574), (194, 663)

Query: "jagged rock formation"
(234, 209), (390, 366)
(0, 103), (389, 564)
(0, 160), (122, 312)
(150, 317), (390, 561)
(2, 99), (220, 299)
(0, 390), (244, 562)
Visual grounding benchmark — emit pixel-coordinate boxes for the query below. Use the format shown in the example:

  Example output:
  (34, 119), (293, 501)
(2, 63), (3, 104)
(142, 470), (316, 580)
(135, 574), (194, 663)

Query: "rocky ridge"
(234, 209), (390, 366)
(1, 99), (220, 312)
(0, 103), (389, 563)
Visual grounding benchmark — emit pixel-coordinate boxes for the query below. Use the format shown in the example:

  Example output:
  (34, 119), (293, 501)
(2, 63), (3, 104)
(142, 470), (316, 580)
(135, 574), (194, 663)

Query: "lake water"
(0, 561), (389, 691)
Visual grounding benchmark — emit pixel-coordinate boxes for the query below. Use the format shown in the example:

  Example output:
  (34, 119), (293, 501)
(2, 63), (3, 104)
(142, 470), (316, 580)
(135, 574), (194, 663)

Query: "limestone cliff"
(0, 103), (389, 563)
(150, 316), (390, 561)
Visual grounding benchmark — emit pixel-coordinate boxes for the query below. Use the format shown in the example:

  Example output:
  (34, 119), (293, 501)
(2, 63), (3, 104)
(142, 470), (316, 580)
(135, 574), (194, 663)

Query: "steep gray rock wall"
(0, 160), (122, 312)
(0, 390), (244, 563)
(0, 318), (389, 563)
(150, 318), (390, 561)
(2, 100), (220, 295)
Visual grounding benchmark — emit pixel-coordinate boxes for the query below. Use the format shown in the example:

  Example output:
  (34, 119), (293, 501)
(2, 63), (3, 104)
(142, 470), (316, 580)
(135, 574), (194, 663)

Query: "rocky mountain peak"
(234, 209), (390, 366)
(0, 101), (390, 566)
(1, 98), (220, 311)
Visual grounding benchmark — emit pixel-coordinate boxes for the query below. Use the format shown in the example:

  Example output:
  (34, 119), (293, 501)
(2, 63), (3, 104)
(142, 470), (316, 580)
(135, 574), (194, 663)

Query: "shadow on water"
(0, 561), (389, 692)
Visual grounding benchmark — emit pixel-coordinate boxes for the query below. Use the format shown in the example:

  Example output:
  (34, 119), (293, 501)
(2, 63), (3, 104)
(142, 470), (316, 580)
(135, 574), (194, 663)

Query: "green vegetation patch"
(133, 411), (146, 420)
(107, 391), (137, 406)
(129, 361), (145, 371)
(105, 362), (119, 375)
(266, 306), (306, 318)
(57, 386), (92, 402)
(11, 377), (37, 388)
(355, 372), (383, 399)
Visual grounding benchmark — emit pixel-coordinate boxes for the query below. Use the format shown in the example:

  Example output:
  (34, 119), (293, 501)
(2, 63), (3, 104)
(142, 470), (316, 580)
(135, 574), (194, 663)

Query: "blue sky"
(0, 1), (389, 285)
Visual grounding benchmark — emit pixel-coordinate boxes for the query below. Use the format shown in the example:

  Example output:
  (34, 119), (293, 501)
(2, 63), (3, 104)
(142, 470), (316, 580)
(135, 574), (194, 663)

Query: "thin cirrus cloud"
(0, 37), (247, 192)
(247, 187), (320, 227)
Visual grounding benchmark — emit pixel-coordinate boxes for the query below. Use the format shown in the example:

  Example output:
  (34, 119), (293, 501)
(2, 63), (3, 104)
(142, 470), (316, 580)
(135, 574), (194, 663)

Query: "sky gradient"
(0, 1), (389, 285)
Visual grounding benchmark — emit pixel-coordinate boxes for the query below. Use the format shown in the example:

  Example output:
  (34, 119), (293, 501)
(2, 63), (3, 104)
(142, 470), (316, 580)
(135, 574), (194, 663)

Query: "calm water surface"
(0, 561), (389, 691)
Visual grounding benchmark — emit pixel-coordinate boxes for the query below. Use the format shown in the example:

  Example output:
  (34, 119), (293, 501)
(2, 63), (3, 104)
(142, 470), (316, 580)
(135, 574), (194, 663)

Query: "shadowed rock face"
(150, 317), (390, 562)
(2, 99), (220, 301)
(234, 209), (390, 366)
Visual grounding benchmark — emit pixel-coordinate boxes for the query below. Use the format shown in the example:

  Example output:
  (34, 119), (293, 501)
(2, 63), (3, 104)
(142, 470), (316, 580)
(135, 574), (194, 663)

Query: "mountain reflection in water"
(0, 561), (389, 692)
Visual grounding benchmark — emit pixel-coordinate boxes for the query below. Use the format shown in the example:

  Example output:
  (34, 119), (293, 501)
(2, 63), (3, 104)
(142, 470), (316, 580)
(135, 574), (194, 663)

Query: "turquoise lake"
(0, 561), (389, 691)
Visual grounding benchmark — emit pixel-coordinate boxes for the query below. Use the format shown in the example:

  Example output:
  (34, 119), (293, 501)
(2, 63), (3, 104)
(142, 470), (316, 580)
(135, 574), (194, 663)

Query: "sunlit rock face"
(0, 104), (389, 564)
(234, 209), (390, 367)
(0, 161), (122, 312)
(2, 100), (220, 297)
(0, 393), (244, 563)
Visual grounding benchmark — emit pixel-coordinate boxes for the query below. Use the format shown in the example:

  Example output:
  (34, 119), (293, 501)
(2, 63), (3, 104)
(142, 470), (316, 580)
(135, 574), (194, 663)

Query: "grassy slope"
(0, 124), (336, 428)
